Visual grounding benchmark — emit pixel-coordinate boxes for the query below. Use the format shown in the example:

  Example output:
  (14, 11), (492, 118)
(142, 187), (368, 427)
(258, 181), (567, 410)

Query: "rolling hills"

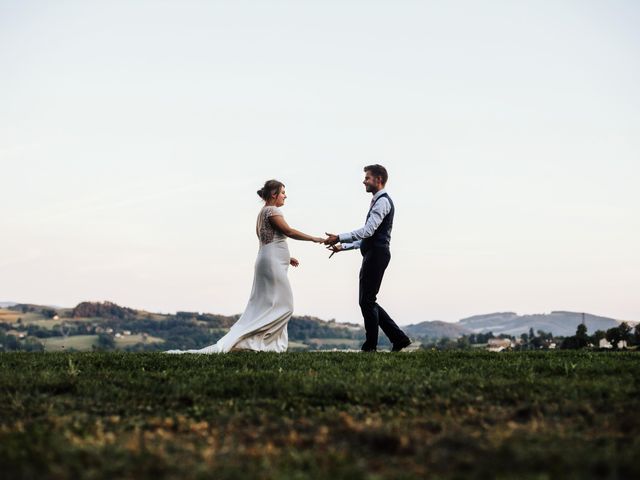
(0, 300), (635, 353)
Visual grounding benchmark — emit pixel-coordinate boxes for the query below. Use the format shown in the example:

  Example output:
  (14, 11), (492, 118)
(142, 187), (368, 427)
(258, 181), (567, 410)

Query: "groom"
(325, 165), (412, 352)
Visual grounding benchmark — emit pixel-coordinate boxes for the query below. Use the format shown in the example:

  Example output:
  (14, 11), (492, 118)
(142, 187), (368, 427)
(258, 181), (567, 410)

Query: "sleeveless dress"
(165, 206), (293, 353)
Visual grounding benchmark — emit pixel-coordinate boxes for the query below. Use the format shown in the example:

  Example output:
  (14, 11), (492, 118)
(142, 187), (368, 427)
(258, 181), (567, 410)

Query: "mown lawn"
(0, 351), (638, 479)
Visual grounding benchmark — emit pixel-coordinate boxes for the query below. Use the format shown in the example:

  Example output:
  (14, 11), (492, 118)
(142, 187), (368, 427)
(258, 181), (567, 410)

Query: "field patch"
(40, 335), (99, 351)
(115, 334), (165, 347)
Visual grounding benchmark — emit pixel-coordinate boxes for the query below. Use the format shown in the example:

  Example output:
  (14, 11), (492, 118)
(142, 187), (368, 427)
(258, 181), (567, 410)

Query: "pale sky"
(1, 1), (639, 324)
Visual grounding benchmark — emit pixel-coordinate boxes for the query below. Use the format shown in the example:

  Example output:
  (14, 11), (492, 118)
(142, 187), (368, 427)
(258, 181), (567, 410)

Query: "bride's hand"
(290, 257), (300, 267)
(313, 236), (326, 244)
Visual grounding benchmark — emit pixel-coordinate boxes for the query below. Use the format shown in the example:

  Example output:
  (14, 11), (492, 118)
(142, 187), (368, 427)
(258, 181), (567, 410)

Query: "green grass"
(0, 309), (45, 324)
(39, 334), (100, 351)
(0, 350), (638, 479)
(38, 334), (165, 352)
(286, 340), (309, 350)
(114, 334), (165, 348)
(307, 338), (362, 347)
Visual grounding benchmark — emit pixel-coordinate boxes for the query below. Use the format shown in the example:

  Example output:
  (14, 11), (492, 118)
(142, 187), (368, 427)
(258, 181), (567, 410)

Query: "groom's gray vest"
(361, 193), (394, 254)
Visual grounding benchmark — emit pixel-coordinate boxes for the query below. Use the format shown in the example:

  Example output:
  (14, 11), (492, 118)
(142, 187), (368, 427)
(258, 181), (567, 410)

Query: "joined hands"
(322, 232), (342, 258)
(324, 233), (339, 245)
(310, 232), (343, 258)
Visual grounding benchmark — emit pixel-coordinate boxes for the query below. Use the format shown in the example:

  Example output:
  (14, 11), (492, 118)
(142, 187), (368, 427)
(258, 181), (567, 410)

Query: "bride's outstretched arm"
(269, 215), (325, 243)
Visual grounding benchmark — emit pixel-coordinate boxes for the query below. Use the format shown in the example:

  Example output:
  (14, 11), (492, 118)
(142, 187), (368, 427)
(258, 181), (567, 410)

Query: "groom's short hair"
(364, 164), (388, 185)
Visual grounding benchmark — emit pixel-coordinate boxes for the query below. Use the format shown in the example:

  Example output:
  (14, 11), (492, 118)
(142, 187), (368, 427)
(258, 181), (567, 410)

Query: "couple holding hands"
(166, 164), (411, 355)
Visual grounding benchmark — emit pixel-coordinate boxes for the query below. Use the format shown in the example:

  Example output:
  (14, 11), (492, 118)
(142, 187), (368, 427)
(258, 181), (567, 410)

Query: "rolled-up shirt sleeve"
(338, 197), (391, 250)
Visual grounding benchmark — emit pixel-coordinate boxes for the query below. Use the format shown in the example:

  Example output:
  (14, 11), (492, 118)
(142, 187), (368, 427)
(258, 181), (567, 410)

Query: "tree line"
(560, 322), (639, 349)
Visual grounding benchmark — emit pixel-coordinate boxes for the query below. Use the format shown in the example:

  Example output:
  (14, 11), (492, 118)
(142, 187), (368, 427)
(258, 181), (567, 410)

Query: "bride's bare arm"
(269, 215), (324, 243)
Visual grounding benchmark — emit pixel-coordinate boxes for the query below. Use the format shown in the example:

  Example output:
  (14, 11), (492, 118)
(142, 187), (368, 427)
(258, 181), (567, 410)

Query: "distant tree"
(455, 336), (471, 350)
(435, 337), (457, 350)
(618, 322), (632, 344)
(537, 330), (553, 341)
(530, 334), (545, 349)
(560, 324), (588, 350)
(519, 333), (529, 349)
(634, 324), (640, 346)
(560, 336), (579, 350)
(591, 330), (606, 345)
(27, 324), (59, 338)
(529, 327), (535, 341)
(575, 324), (589, 348)
(72, 301), (136, 320)
(478, 331), (494, 344)
(95, 333), (115, 351)
(0, 332), (19, 351)
(22, 337), (44, 352)
(605, 327), (623, 350)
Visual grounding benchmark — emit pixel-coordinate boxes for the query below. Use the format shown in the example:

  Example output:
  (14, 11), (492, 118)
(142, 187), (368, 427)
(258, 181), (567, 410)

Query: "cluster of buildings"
(484, 336), (628, 352)
(485, 338), (557, 352)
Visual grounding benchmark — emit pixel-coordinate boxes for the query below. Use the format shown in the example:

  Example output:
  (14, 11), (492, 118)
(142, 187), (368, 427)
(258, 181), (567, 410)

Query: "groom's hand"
(324, 233), (339, 245)
(326, 244), (343, 258)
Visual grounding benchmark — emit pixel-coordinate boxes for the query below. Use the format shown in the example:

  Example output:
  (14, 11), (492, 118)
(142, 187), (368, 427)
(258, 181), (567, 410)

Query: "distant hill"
(72, 301), (138, 320)
(458, 311), (620, 337)
(404, 320), (471, 339)
(1, 300), (634, 343)
(0, 301), (367, 352)
(381, 311), (628, 340)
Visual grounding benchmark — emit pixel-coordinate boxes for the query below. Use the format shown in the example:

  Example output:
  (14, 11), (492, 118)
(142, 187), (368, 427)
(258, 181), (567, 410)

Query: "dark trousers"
(359, 247), (408, 350)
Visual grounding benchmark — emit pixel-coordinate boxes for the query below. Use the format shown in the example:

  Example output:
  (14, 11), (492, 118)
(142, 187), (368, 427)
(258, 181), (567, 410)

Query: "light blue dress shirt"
(338, 189), (392, 251)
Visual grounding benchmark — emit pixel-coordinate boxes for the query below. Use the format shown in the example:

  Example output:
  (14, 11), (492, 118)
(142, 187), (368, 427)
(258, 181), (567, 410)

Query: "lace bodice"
(256, 206), (286, 245)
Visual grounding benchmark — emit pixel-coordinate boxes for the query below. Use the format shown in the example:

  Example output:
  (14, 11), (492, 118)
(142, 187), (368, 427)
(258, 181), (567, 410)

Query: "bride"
(166, 180), (325, 354)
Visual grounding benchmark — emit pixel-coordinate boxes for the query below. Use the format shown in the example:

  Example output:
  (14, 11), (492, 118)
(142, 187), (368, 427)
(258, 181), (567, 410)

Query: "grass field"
(40, 334), (166, 351)
(40, 334), (101, 351)
(114, 334), (165, 348)
(0, 309), (45, 324)
(287, 340), (310, 350)
(0, 351), (638, 479)
(307, 338), (362, 347)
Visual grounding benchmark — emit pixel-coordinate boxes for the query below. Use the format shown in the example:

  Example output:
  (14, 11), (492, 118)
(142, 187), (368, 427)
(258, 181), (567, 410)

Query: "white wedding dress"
(165, 206), (293, 354)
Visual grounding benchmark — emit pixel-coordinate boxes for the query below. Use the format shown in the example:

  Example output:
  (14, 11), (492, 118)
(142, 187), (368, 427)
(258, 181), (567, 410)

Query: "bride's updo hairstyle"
(257, 179), (285, 201)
